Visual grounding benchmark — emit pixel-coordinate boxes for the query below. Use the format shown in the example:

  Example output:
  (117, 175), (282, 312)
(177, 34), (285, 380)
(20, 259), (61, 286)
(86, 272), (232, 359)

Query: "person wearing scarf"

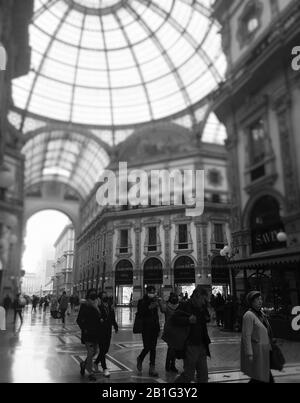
(241, 291), (274, 383)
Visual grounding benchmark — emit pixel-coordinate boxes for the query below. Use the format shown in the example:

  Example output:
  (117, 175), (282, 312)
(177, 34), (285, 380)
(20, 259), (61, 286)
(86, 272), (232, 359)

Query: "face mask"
(102, 297), (109, 303)
(170, 299), (179, 305)
(148, 294), (155, 299)
(89, 294), (97, 301)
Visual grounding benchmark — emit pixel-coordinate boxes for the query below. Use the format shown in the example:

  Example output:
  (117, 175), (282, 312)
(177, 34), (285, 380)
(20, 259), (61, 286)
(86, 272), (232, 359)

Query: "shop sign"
(252, 227), (283, 253)
(291, 306), (300, 332)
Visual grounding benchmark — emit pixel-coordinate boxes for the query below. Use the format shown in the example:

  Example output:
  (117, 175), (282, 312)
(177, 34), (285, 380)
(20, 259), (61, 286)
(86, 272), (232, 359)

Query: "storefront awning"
(228, 251), (300, 270)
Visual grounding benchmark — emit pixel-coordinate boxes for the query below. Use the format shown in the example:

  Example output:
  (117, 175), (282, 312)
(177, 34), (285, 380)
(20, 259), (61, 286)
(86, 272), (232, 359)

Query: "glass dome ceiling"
(13, 0), (226, 127)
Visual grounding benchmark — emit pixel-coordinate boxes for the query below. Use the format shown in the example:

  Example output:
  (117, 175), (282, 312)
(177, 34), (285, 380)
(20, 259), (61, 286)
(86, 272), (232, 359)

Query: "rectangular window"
(148, 227), (157, 252)
(120, 229), (129, 254)
(214, 224), (224, 249)
(249, 119), (266, 166)
(178, 224), (188, 250)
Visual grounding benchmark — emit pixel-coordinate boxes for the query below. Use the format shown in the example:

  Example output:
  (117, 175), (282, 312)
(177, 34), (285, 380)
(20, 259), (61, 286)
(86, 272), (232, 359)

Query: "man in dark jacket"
(94, 291), (118, 377)
(136, 286), (160, 377)
(173, 285), (211, 383)
(76, 289), (102, 381)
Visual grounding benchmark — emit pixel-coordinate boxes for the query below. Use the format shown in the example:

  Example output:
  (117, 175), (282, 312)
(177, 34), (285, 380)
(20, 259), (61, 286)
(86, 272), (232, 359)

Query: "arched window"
(174, 256), (195, 284)
(143, 258), (163, 285)
(115, 260), (133, 285)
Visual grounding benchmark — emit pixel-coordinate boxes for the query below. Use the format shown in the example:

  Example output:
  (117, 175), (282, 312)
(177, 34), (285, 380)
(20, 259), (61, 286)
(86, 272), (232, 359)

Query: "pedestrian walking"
(159, 292), (180, 373)
(58, 291), (69, 327)
(94, 292), (118, 377)
(77, 289), (102, 382)
(13, 293), (26, 326)
(241, 291), (275, 384)
(173, 286), (211, 383)
(136, 286), (160, 377)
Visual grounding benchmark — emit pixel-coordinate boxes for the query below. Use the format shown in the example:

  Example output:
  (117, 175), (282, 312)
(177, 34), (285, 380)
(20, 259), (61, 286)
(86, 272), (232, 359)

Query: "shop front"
(230, 252), (300, 341)
(143, 258), (163, 296)
(173, 256), (195, 298)
(115, 260), (133, 306)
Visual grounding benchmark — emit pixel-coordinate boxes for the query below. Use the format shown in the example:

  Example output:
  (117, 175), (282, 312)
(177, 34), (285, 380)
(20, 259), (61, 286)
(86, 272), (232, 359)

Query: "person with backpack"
(93, 291), (118, 377)
(58, 291), (69, 327)
(13, 293), (26, 326)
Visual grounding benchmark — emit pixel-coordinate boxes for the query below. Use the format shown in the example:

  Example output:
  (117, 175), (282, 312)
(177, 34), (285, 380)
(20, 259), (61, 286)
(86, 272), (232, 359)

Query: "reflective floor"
(0, 307), (299, 383)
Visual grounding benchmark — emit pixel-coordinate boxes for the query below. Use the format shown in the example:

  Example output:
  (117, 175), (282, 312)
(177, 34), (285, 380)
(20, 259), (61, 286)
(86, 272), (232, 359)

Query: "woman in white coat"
(241, 291), (274, 383)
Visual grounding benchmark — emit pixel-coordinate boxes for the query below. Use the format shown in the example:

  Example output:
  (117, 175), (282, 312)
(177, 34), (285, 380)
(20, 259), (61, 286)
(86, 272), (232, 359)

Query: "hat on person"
(246, 291), (261, 306)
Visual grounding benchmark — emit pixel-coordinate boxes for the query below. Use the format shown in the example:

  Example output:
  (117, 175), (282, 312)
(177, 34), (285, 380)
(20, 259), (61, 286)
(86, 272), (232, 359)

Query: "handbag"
(270, 342), (285, 371)
(133, 312), (143, 334)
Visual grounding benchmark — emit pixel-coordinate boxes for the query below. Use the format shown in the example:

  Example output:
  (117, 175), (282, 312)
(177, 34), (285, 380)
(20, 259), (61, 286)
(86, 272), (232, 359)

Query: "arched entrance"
(143, 258), (163, 294)
(174, 256), (195, 298)
(115, 260), (133, 306)
(211, 256), (230, 297)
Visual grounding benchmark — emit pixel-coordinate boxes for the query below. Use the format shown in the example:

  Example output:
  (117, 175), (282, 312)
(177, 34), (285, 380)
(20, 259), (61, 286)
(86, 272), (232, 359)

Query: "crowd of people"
(1, 292), (80, 328)
(1, 286), (282, 384)
(76, 285), (281, 384)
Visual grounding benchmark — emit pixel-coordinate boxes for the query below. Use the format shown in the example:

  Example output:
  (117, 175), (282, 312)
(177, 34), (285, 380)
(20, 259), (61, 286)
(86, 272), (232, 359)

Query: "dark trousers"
(14, 310), (23, 324)
(60, 309), (67, 324)
(249, 372), (275, 384)
(95, 336), (111, 369)
(138, 331), (158, 366)
(166, 346), (176, 370)
(175, 344), (208, 383)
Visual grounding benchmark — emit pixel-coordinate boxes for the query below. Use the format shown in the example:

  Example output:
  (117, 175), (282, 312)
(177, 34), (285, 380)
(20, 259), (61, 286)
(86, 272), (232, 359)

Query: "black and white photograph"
(0, 0), (300, 386)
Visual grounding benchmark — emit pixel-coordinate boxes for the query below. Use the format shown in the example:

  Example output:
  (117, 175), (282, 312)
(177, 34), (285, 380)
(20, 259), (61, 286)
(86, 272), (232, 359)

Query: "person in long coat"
(77, 289), (102, 382)
(241, 291), (274, 383)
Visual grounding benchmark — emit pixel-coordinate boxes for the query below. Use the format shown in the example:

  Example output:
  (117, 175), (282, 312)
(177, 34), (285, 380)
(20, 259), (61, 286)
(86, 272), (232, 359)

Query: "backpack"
(18, 297), (26, 307)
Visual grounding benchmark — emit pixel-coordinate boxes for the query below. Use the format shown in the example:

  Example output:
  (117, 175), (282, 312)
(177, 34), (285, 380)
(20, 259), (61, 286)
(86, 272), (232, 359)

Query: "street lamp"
(277, 231), (288, 243)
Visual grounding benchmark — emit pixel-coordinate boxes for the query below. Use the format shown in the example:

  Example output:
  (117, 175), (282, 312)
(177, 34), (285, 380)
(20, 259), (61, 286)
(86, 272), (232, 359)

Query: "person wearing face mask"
(173, 286), (211, 383)
(76, 289), (102, 381)
(136, 286), (161, 377)
(159, 293), (180, 373)
(94, 292), (118, 377)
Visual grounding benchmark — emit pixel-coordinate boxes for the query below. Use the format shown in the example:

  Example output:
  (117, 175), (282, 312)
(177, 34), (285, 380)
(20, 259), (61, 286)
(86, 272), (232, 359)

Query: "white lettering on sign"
(0, 43), (7, 71)
(291, 306), (300, 332)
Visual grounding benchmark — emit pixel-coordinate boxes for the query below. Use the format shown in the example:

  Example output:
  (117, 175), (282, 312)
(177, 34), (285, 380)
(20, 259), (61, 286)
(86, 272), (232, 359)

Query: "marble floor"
(0, 307), (299, 383)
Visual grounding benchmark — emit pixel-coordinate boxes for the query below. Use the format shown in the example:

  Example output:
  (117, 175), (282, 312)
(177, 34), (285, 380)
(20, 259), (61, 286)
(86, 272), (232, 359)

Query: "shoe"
(88, 374), (97, 382)
(93, 362), (100, 373)
(80, 361), (85, 376)
(103, 369), (110, 378)
(137, 357), (143, 373)
(170, 366), (179, 374)
(149, 366), (159, 377)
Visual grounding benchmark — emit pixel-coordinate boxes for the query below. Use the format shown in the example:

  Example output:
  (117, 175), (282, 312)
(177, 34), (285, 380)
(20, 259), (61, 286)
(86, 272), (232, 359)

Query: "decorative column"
(199, 219), (211, 286)
(195, 219), (203, 285)
(273, 93), (300, 212)
(163, 218), (172, 296)
(105, 224), (114, 293)
(134, 220), (142, 300)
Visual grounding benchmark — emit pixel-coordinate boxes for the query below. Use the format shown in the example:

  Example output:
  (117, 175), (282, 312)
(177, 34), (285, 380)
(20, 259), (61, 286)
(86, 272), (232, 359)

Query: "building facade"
(52, 225), (75, 296)
(21, 272), (41, 296)
(73, 125), (232, 305)
(213, 0), (300, 329)
(0, 0), (33, 301)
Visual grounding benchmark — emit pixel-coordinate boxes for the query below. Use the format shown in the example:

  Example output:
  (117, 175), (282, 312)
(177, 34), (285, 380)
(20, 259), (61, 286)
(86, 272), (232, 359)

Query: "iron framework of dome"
(13, 0), (226, 128)
(10, 0), (228, 198)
